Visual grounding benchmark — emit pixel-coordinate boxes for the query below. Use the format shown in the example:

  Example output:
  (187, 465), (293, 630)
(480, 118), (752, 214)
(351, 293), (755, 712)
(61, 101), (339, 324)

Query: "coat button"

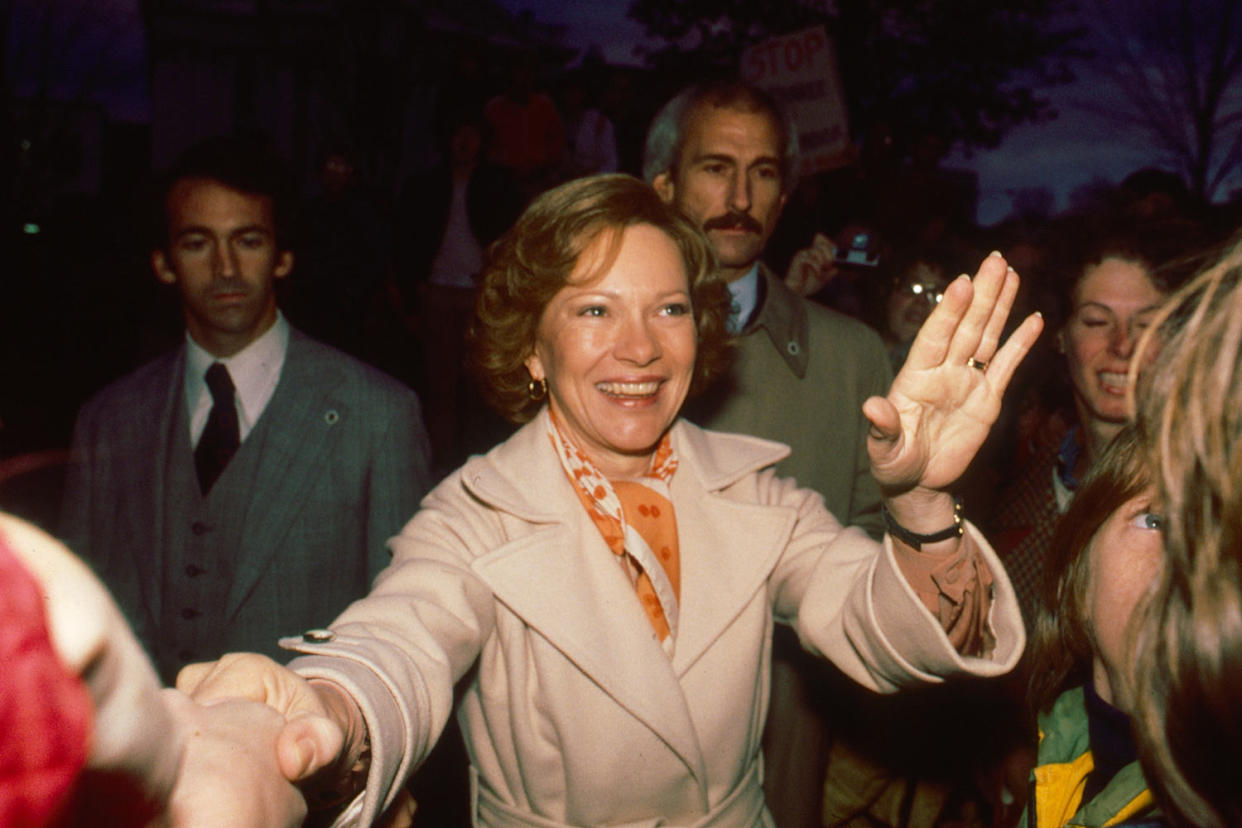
(178, 649), (196, 662)
(786, 341), (800, 356)
(191, 521), (211, 535)
(302, 629), (335, 643)
(185, 564), (205, 577)
(181, 608), (201, 619)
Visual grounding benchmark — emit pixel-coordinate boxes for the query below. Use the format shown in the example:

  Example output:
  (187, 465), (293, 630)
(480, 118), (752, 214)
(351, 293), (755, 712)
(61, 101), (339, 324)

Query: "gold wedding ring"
(967, 357), (988, 371)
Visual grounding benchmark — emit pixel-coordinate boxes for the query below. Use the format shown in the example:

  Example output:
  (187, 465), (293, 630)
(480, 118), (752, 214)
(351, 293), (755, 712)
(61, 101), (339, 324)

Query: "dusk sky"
(8, 0), (1238, 225)
(496, 0), (1235, 225)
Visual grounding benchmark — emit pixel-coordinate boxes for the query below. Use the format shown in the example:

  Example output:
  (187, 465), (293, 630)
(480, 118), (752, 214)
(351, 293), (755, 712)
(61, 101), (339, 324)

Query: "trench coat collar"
(459, 407), (791, 516)
(744, 264), (811, 378)
(459, 409), (793, 785)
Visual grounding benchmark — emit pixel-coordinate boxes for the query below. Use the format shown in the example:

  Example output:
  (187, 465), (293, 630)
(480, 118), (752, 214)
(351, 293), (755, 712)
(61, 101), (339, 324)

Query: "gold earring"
(527, 378), (548, 401)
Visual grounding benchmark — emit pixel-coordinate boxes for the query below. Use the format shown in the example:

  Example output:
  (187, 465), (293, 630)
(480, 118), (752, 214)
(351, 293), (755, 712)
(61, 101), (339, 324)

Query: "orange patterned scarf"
(547, 414), (681, 651)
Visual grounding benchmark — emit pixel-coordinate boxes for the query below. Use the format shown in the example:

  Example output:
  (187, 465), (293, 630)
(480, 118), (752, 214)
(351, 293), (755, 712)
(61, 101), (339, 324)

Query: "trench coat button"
(303, 629), (335, 643)
(786, 341), (800, 356)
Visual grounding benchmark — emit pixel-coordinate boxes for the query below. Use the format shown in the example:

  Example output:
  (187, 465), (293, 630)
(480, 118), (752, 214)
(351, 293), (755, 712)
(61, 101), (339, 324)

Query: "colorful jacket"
(1020, 685), (1154, 828)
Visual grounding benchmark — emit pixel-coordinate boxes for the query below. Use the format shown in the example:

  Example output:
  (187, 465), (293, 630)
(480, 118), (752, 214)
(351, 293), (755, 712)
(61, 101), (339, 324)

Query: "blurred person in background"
(875, 248), (957, 373)
(395, 108), (523, 473)
(989, 230), (1189, 626)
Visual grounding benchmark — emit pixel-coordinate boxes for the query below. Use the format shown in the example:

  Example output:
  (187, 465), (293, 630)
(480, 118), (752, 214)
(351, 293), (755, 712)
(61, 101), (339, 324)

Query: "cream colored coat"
(283, 411), (1024, 827)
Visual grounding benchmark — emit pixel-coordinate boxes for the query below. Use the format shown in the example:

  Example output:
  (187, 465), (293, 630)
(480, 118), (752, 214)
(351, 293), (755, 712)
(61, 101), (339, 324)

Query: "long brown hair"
(1027, 426), (1151, 715)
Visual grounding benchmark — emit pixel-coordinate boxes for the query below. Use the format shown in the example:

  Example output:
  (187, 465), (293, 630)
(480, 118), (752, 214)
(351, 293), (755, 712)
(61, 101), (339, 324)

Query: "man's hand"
(784, 232), (838, 297)
(177, 653), (349, 784)
(163, 689), (309, 827)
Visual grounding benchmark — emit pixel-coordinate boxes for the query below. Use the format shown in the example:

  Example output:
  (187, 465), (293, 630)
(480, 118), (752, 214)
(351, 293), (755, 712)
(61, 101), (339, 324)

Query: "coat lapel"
(668, 422), (796, 676)
(474, 517), (709, 781)
(463, 414), (708, 782)
(669, 483), (795, 678)
(461, 412), (794, 784)
(752, 265), (810, 378)
(128, 350), (185, 626)
(225, 332), (346, 618)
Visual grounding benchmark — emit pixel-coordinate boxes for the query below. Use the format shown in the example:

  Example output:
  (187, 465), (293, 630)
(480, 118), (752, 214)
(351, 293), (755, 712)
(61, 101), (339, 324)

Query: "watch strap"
(882, 496), (964, 551)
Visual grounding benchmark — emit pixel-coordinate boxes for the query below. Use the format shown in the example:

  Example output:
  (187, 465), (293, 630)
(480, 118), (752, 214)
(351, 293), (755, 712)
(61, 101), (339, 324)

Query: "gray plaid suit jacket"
(60, 327), (432, 680)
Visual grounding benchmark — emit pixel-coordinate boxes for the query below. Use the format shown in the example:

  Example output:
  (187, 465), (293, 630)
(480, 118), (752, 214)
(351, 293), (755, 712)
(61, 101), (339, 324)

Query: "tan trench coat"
(284, 410), (1024, 827)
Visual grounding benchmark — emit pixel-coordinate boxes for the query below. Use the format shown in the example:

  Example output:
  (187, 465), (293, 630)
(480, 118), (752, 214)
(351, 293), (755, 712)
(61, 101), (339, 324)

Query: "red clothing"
(0, 533), (92, 827)
(483, 92), (564, 178)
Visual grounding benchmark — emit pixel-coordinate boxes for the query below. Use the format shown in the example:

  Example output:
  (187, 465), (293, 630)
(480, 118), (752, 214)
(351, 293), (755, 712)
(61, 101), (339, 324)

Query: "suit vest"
(153, 389), (277, 683)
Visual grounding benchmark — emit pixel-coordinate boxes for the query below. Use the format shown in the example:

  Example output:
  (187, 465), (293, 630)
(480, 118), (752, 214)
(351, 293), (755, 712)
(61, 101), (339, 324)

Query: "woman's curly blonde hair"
(468, 173), (732, 423)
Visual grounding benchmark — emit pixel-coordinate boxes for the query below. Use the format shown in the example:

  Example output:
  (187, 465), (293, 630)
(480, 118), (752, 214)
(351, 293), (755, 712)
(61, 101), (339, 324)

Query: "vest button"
(185, 564), (205, 577)
(191, 521), (211, 535)
(181, 608), (201, 619)
(178, 649), (196, 662)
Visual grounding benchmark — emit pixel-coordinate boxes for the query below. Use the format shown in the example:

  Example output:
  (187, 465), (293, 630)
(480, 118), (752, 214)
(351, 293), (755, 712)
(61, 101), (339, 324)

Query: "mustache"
(702, 211), (763, 234)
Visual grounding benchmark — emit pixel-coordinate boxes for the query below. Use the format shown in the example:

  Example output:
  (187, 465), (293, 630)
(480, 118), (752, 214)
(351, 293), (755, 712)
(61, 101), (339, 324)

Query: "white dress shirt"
(184, 313), (290, 448)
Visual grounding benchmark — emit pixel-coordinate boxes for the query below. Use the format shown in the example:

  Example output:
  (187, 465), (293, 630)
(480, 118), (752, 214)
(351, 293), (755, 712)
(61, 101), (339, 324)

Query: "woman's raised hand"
(864, 251), (1043, 503)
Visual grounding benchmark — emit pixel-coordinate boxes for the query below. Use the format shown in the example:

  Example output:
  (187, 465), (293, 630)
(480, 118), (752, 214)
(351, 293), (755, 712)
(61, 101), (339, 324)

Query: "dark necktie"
(195, 363), (239, 494)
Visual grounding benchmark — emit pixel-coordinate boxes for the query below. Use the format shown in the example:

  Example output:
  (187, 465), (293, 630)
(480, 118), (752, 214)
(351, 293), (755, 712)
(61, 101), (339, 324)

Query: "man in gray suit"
(61, 137), (432, 684)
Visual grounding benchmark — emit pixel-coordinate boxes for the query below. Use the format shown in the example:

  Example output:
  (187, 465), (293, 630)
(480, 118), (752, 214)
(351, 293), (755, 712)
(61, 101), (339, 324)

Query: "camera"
(834, 231), (880, 268)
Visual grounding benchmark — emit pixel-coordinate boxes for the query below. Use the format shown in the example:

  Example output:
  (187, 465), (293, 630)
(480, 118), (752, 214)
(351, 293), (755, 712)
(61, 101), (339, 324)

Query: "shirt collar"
(185, 312), (290, 430)
(1051, 424), (1083, 513)
(726, 264), (761, 334)
(1056, 424), (1083, 490)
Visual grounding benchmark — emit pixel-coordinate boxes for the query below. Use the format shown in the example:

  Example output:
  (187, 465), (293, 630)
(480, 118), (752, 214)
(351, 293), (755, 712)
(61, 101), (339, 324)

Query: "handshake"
(0, 513), (332, 827)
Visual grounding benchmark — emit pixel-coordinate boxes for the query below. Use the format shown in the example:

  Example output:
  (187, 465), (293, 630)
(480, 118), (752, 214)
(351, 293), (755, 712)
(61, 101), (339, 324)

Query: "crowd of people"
(2, 67), (1242, 828)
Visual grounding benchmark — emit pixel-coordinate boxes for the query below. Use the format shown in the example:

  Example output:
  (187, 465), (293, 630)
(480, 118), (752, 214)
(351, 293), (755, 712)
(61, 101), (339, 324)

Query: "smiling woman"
(469, 173), (731, 425)
(172, 173), (1042, 828)
(990, 228), (1190, 624)
(524, 223), (699, 478)
(1058, 247), (1166, 451)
